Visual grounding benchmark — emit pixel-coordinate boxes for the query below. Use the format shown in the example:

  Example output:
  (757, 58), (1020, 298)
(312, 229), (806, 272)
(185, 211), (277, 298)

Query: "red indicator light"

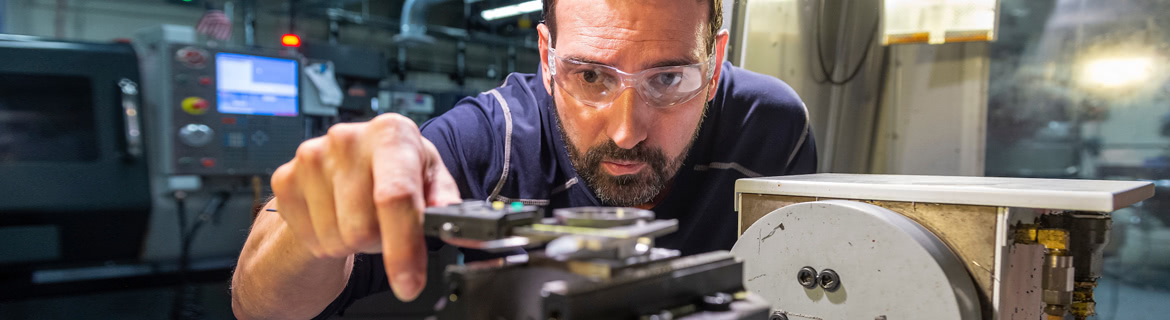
(281, 34), (301, 47)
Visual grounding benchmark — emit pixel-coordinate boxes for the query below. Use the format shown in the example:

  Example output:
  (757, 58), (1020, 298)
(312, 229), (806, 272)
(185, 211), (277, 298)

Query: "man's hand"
(269, 113), (461, 302)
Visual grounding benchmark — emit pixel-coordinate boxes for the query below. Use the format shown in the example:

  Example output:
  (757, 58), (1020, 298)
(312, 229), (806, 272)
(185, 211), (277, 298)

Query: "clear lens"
(637, 67), (706, 106)
(550, 50), (714, 108)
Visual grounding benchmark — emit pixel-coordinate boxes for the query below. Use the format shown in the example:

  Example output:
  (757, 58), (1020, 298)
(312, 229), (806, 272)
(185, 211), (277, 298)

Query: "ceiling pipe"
(392, 0), (452, 46)
(311, 7), (538, 50)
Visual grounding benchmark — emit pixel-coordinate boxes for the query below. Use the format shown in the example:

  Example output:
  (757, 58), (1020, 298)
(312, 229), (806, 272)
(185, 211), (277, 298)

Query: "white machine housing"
(732, 174), (1153, 320)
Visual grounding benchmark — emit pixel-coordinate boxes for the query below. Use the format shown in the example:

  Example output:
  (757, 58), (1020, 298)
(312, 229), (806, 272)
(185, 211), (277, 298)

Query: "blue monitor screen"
(216, 53), (299, 117)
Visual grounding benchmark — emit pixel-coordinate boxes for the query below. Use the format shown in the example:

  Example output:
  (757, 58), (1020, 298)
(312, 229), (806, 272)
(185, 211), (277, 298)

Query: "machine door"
(0, 40), (150, 213)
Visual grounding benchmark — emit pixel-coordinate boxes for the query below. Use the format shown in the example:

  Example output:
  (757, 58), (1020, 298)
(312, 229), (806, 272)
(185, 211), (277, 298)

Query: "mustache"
(584, 140), (667, 168)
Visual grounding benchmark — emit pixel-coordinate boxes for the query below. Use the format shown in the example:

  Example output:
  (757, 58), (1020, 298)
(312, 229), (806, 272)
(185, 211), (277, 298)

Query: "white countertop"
(735, 173), (1155, 212)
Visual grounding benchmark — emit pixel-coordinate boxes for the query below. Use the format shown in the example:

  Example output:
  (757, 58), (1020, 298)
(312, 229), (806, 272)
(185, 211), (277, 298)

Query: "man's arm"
(230, 114), (462, 319)
(231, 199), (353, 319)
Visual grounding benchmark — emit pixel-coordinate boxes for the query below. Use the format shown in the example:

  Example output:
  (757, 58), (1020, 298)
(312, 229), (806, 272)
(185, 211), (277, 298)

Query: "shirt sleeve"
(311, 253), (389, 319)
(420, 94), (503, 201)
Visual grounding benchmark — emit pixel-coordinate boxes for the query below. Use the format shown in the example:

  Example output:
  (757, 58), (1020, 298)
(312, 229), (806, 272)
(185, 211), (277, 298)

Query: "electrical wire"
(812, 0), (881, 85)
(171, 191), (231, 320)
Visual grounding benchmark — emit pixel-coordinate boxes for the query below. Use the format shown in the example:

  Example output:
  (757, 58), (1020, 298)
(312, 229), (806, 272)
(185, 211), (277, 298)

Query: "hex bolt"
(818, 269), (841, 292)
(797, 267), (818, 289)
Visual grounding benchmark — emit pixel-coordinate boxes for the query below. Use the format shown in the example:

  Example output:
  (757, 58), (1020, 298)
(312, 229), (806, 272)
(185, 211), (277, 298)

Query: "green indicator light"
(511, 202), (523, 211)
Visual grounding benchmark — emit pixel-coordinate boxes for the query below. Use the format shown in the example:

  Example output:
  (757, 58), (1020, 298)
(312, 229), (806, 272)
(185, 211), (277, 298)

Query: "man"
(231, 0), (815, 318)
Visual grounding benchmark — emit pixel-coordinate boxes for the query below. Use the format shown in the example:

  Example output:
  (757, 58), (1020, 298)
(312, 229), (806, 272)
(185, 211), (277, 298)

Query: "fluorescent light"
(481, 0), (542, 21)
(1081, 57), (1153, 88)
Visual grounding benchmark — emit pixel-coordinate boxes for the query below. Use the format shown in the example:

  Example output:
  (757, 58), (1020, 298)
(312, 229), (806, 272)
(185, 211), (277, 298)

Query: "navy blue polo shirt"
(315, 62), (816, 317)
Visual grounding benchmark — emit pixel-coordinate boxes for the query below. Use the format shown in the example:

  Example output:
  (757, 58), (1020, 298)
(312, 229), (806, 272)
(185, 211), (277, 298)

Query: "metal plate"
(553, 207), (655, 228)
(731, 200), (981, 320)
(735, 173), (1154, 212)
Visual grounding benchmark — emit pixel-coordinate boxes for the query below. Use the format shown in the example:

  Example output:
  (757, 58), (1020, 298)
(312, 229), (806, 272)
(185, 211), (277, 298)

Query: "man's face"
(539, 0), (728, 206)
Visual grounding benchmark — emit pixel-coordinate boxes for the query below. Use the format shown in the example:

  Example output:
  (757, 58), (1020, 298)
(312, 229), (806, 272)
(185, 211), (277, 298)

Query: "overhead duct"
(393, 0), (451, 46)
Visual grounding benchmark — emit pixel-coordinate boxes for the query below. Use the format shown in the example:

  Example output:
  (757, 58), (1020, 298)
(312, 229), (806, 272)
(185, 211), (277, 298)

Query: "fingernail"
(391, 272), (425, 302)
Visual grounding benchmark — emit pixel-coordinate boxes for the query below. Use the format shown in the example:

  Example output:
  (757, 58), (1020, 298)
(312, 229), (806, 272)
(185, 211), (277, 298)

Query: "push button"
(226, 132), (245, 148)
(181, 97), (210, 115)
(251, 130), (269, 146)
(175, 47), (208, 68)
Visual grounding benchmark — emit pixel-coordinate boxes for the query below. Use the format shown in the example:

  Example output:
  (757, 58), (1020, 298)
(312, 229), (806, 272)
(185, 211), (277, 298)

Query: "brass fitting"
(1015, 224), (1039, 244)
(1071, 281), (1098, 319)
(1038, 228), (1070, 255)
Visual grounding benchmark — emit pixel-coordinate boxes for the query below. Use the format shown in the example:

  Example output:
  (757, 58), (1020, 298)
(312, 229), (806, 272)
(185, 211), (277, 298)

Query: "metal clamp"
(117, 78), (143, 158)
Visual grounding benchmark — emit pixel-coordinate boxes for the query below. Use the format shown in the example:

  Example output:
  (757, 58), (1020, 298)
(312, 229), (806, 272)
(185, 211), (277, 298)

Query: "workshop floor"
(0, 276), (1167, 319)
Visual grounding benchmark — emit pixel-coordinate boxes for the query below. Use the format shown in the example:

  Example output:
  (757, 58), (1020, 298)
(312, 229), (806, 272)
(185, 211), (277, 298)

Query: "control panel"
(166, 45), (303, 175)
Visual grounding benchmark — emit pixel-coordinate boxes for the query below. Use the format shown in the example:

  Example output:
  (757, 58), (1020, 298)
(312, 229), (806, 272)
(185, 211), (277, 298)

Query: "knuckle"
(370, 113), (406, 129)
(270, 164), (295, 193)
(326, 122), (355, 136)
(373, 182), (416, 209)
(295, 138), (325, 163)
(340, 225), (378, 250)
(326, 123), (359, 143)
(372, 113), (418, 133)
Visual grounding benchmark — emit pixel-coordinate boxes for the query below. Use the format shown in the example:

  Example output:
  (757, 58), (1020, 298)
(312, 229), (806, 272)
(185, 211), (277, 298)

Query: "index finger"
(366, 116), (428, 302)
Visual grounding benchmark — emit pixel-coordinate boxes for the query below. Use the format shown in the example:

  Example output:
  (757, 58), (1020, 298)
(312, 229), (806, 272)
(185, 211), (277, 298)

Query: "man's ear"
(706, 29), (730, 102)
(538, 24), (553, 97)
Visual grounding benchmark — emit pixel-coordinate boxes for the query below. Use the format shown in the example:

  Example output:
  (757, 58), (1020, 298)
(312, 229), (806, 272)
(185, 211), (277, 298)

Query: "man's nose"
(605, 88), (649, 149)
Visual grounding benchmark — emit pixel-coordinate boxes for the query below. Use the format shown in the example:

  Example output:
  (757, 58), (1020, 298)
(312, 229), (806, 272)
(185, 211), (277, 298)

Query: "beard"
(551, 83), (707, 207)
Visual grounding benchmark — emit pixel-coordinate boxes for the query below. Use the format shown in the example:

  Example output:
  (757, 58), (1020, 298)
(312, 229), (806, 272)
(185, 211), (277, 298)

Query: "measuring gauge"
(553, 207), (655, 228)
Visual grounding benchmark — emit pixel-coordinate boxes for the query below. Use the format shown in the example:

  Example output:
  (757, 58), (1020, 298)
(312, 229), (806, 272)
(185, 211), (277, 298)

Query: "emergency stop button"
(181, 97), (210, 115)
(175, 47), (209, 68)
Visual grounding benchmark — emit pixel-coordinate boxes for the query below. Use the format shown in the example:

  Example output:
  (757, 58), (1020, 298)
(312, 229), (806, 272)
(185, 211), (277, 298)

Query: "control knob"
(178, 124), (214, 147)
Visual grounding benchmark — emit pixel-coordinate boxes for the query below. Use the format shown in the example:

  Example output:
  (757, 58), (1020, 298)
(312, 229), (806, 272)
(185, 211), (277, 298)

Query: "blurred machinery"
(136, 25), (304, 178)
(732, 174), (1153, 320)
(420, 202), (770, 320)
(0, 36), (152, 288)
(131, 25), (311, 317)
(299, 42), (386, 121)
(383, 90), (436, 124)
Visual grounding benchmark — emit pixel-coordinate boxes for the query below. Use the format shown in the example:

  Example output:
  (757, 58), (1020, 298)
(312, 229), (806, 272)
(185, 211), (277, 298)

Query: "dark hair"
(541, 0), (723, 52)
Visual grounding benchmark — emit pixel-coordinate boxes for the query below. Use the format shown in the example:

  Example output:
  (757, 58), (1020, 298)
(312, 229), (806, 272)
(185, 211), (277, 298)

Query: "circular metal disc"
(731, 200), (981, 320)
(553, 207), (655, 228)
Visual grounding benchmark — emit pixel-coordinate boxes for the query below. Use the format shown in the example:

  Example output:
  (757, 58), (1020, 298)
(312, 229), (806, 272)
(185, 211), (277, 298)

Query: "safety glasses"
(547, 40), (717, 109)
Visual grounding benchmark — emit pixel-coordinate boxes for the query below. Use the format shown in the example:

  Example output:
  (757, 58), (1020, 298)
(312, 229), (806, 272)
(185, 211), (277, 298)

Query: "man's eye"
(580, 70), (601, 83)
(654, 73), (682, 87)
